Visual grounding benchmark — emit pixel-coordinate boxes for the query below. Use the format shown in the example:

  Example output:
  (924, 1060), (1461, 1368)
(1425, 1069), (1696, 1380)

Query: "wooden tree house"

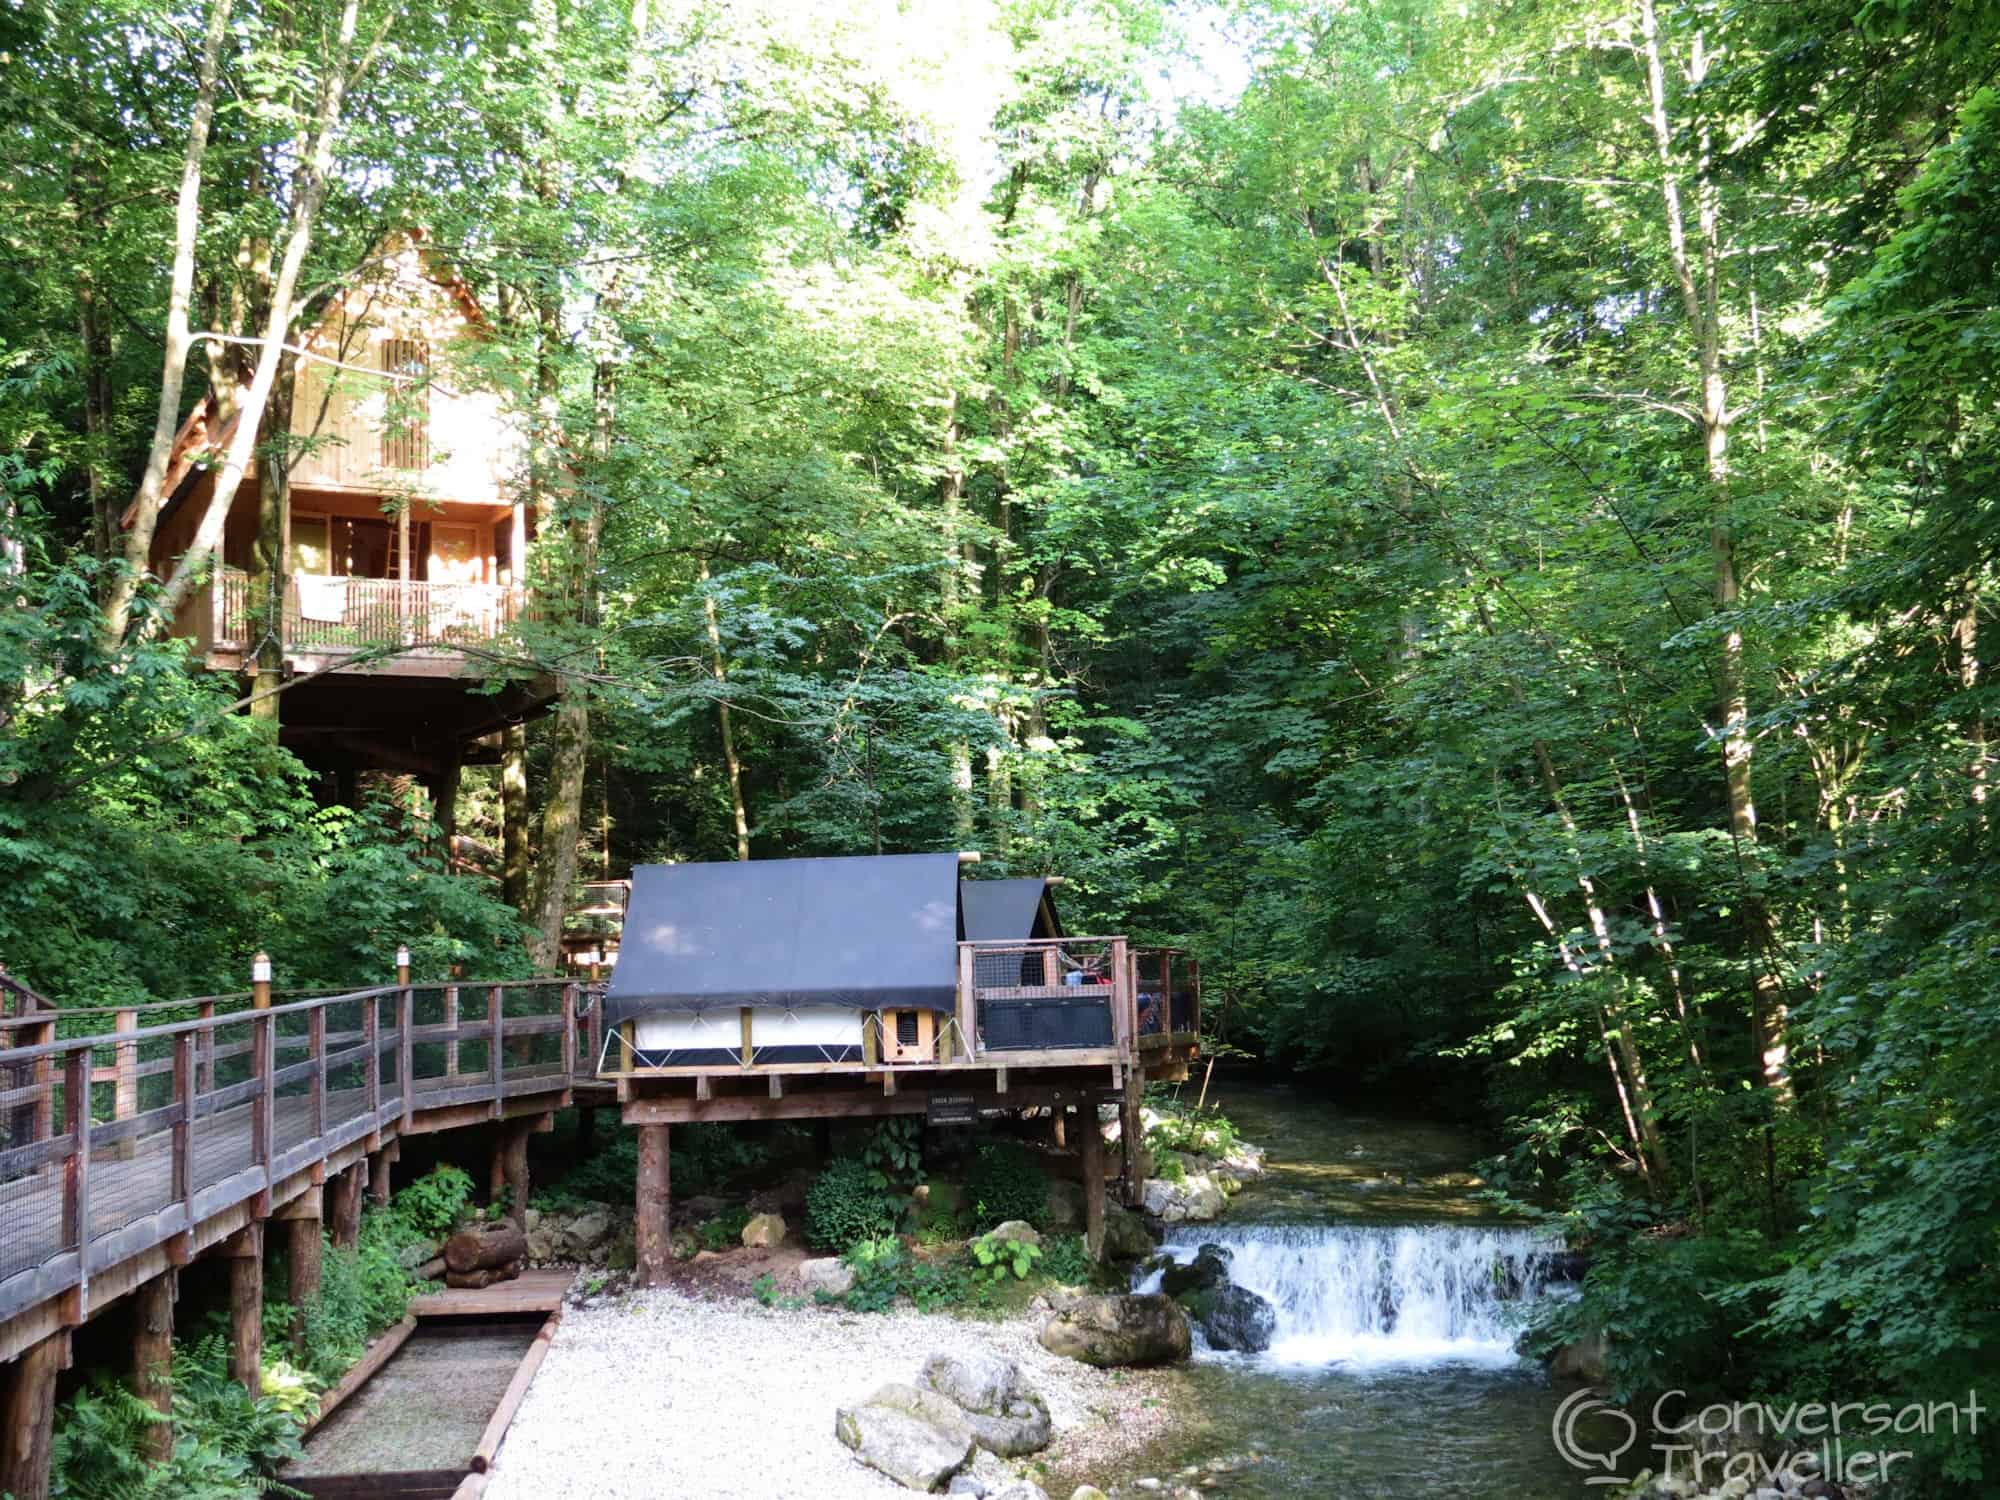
(129, 234), (554, 803)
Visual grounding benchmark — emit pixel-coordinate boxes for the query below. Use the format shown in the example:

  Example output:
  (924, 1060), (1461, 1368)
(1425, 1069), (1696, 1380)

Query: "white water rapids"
(1134, 1224), (1561, 1371)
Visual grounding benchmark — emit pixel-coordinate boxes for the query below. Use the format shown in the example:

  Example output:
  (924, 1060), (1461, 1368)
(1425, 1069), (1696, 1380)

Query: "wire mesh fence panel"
(500, 983), (565, 1081)
(192, 1015), (259, 1195)
(0, 1039), (61, 1285)
(970, 940), (1119, 1052)
(323, 996), (374, 1135)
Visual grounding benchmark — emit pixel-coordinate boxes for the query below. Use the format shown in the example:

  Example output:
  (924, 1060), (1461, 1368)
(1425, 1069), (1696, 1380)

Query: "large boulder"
(1197, 1283), (1276, 1353)
(741, 1211), (787, 1248)
(869, 1379), (1050, 1461)
(1038, 1294), (1192, 1368)
(1100, 1204), (1155, 1263)
(835, 1399), (974, 1492)
(799, 1256), (857, 1298)
(985, 1220), (1042, 1248)
(561, 1209), (613, 1257)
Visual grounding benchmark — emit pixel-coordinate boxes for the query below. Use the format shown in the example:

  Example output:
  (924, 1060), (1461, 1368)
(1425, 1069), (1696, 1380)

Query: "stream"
(1123, 1082), (1609, 1498)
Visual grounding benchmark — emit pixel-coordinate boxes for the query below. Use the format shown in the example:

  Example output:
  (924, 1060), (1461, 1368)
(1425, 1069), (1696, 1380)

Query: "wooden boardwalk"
(0, 979), (603, 1367)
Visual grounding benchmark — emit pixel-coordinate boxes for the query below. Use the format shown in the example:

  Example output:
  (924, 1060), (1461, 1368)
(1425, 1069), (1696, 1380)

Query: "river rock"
(1038, 1293), (1192, 1367)
(741, 1211), (786, 1248)
(986, 1220), (1042, 1248)
(835, 1398), (974, 1491)
(919, 1350), (1020, 1415)
(1159, 1243), (1231, 1297)
(1068, 1490), (1110, 1500)
(1213, 1143), (1267, 1183)
(987, 1485), (1051, 1500)
(1197, 1283), (1276, 1353)
(800, 1256), (857, 1297)
(1101, 1204), (1156, 1262)
(1140, 1173), (1225, 1223)
(561, 1209), (613, 1256)
(1044, 1179), (1086, 1232)
(1549, 1331), (1610, 1383)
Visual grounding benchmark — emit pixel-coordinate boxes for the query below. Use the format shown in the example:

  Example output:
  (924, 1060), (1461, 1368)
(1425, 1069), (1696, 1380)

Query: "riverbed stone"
(1101, 1204), (1155, 1262)
(1038, 1293), (1192, 1367)
(1159, 1244), (1231, 1297)
(741, 1211), (787, 1248)
(1549, 1330), (1610, 1383)
(800, 1256), (857, 1297)
(835, 1398), (974, 1491)
(918, 1350), (1020, 1415)
(986, 1220), (1043, 1248)
(1140, 1174), (1225, 1223)
(1044, 1179), (1086, 1232)
(562, 1209), (613, 1256)
(1197, 1282), (1276, 1353)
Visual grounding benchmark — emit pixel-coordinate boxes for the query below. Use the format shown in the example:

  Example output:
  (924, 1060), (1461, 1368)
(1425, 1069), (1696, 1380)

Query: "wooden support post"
(0, 1328), (68, 1500)
(739, 1007), (753, 1068)
(197, 1000), (216, 1096)
(397, 981), (415, 1131)
(1050, 1107), (1066, 1149)
(957, 943), (976, 1059)
(171, 1032), (195, 1220)
(61, 1050), (91, 1274)
(368, 1147), (391, 1207)
(444, 983), (461, 1079)
(329, 1166), (362, 1250)
(488, 985), (504, 1118)
(252, 951), (272, 1011)
(221, 1224), (263, 1397)
(26, 1019), (55, 1145)
(504, 1122), (530, 1223)
(363, 992), (381, 1123)
(283, 1190), (323, 1353)
(635, 1122), (671, 1287)
(112, 1008), (138, 1123)
(133, 1271), (176, 1462)
(561, 982), (577, 1083)
(1120, 1068), (1146, 1208)
(1079, 1106), (1106, 1262)
(253, 1013), (274, 1205)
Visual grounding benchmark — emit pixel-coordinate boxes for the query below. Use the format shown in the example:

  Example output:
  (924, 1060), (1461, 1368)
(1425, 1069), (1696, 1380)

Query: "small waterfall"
(1135, 1224), (1558, 1370)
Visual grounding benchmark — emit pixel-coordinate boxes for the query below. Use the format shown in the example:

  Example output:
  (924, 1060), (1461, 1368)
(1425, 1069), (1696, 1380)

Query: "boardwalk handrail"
(0, 976), (594, 1339)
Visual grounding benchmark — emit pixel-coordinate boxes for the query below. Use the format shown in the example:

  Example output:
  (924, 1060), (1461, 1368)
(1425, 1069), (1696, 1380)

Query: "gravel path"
(482, 1288), (1184, 1500)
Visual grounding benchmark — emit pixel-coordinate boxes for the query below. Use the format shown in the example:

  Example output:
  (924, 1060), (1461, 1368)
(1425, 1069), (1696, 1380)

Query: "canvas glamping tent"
(602, 853), (963, 1067)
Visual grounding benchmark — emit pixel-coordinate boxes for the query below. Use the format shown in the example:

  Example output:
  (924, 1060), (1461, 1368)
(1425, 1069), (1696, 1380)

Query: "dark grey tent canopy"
(958, 878), (1062, 943)
(604, 853), (963, 1027)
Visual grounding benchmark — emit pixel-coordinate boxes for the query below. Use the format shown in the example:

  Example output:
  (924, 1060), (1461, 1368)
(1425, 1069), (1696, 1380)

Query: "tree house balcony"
(179, 568), (529, 678)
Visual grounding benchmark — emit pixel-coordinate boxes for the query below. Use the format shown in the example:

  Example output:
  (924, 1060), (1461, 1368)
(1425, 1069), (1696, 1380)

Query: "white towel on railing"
(295, 574), (349, 623)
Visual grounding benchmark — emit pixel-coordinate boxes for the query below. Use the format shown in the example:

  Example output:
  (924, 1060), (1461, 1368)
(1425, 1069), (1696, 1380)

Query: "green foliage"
(1145, 1102), (1237, 1160)
(966, 1141), (1048, 1233)
(386, 1165), (475, 1241)
(804, 1156), (902, 1251)
(699, 1206), (753, 1251)
(859, 1118), (925, 1185)
(1038, 1235), (1095, 1287)
(839, 1234), (978, 1313)
(969, 1232), (1042, 1284)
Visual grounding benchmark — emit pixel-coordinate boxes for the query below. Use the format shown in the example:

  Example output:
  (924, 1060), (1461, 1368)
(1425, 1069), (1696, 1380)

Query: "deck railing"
(1134, 948), (1201, 1042)
(0, 976), (595, 1331)
(198, 571), (527, 654)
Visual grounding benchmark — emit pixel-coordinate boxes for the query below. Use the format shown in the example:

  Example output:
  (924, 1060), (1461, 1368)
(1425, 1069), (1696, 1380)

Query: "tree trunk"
(701, 562), (750, 861)
(501, 721), (531, 913)
(102, 0), (235, 649)
(248, 350), (294, 732)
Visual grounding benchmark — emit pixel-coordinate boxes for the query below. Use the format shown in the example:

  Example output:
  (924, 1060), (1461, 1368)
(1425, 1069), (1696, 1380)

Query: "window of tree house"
(381, 338), (430, 470)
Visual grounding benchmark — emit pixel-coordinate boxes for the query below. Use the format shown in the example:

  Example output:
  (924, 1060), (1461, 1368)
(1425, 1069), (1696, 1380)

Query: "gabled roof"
(959, 877), (1063, 943)
(603, 853), (964, 1022)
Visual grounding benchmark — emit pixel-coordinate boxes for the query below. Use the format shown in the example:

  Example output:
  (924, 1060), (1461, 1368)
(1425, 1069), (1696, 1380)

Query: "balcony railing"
(194, 570), (525, 654)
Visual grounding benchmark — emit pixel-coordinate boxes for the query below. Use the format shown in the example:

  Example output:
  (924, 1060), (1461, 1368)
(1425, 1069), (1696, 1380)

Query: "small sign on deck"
(927, 1091), (979, 1126)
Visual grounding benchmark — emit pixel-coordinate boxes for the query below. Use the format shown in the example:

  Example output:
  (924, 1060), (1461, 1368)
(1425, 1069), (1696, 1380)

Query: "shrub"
(805, 1157), (900, 1250)
(970, 1232), (1042, 1283)
(966, 1141), (1047, 1231)
(390, 1165), (475, 1239)
(1039, 1234), (1095, 1286)
(1146, 1104), (1238, 1160)
(839, 1235), (978, 1313)
(699, 1205), (752, 1250)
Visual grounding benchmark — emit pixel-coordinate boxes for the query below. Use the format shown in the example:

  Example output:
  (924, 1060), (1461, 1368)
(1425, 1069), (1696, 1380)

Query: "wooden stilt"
(1079, 1106), (1106, 1262)
(1050, 1107), (1066, 1149)
(635, 1122), (671, 1287)
(133, 1270), (176, 1461)
(1119, 1072), (1147, 1207)
(0, 1328), (67, 1500)
(368, 1147), (391, 1207)
(284, 1195), (323, 1352)
(329, 1165), (363, 1250)
(504, 1123), (530, 1224)
(221, 1224), (264, 1397)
